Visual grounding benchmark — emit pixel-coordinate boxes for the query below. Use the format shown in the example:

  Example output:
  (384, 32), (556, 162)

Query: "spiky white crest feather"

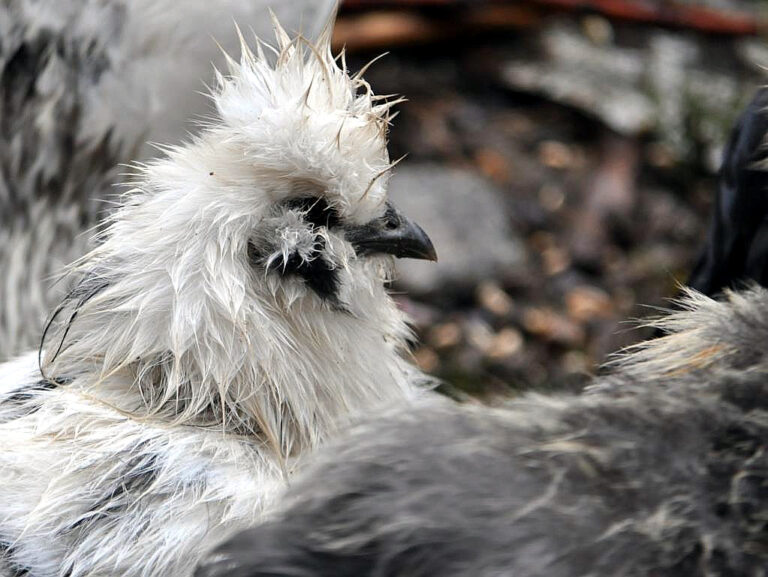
(0, 13), (429, 577)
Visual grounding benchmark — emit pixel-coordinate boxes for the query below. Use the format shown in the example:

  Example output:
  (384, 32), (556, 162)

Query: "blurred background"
(333, 0), (768, 398)
(4, 0), (767, 396)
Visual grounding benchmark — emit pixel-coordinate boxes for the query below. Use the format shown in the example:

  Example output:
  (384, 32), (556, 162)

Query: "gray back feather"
(197, 287), (768, 577)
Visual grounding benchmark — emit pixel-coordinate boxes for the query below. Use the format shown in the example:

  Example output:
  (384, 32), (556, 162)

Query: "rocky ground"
(339, 10), (766, 398)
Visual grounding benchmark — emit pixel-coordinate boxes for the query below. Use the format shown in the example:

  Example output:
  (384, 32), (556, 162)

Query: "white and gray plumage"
(0, 14), (436, 577)
(197, 287), (768, 577)
(0, 0), (336, 360)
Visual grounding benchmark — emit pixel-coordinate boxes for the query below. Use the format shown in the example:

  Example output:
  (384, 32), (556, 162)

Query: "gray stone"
(388, 165), (524, 294)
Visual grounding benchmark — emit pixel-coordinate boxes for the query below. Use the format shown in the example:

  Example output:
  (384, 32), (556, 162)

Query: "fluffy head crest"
(212, 16), (402, 223)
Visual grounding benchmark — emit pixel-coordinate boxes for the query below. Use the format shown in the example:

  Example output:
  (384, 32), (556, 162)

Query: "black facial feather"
(285, 196), (341, 229)
(264, 236), (342, 305)
(248, 197), (344, 304)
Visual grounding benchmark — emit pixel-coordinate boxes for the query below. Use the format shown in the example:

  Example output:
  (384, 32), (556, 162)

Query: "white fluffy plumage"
(0, 13), (430, 577)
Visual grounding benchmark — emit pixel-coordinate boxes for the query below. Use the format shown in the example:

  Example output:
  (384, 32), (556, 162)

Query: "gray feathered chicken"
(0, 13), (435, 577)
(0, 0), (336, 360)
(196, 286), (768, 577)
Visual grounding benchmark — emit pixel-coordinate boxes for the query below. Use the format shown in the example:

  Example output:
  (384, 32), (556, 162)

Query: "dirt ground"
(342, 19), (746, 399)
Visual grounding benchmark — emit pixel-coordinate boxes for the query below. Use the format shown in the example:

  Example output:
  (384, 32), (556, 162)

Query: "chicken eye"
(285, 196), (341, 229)
(383, 205), (401, 230)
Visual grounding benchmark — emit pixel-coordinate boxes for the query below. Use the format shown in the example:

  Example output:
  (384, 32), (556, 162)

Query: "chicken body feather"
(198, 287), (768, 577)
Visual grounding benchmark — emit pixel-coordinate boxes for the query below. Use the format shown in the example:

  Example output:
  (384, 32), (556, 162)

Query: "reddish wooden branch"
(337, 0), (763, 45)
(533, 0), (759, 35)
(332, 6), (541, 51)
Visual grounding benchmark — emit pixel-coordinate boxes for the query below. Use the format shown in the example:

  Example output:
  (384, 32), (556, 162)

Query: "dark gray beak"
(346, 202), (438, 261)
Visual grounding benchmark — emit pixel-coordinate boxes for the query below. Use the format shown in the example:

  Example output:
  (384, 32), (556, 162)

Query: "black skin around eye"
(285, 197), (341, 229)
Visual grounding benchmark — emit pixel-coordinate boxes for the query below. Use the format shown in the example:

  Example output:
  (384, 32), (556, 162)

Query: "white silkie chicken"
(0, 12), (436, 577)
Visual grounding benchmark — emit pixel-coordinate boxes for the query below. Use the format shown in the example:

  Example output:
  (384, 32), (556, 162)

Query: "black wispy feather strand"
(67, 446), (161, 534)
(0, 377), (71, 421)
(38, 272), (111, 376)
(0, 540), (32, 577)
